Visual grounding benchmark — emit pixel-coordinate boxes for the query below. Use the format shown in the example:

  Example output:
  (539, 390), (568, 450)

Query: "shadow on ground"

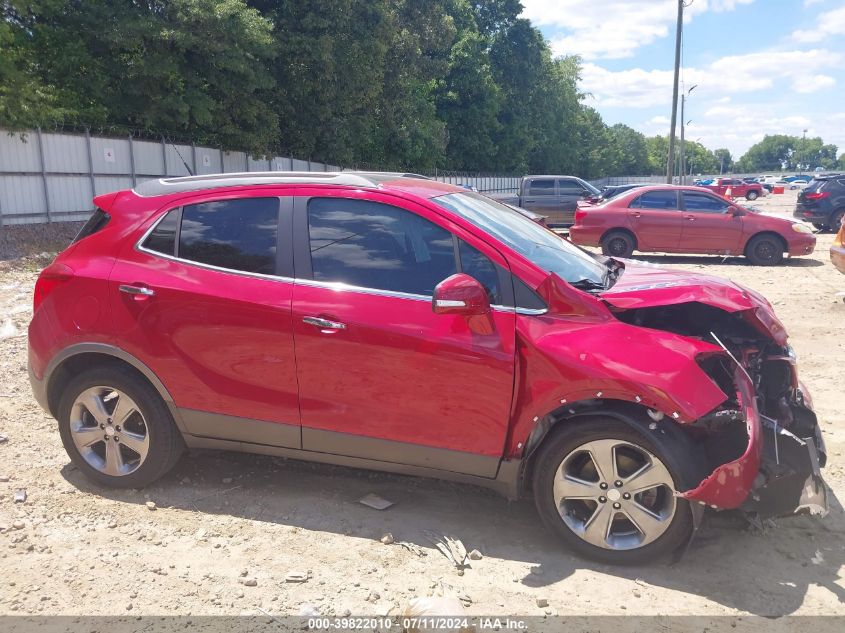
(61, 449), (845, 617)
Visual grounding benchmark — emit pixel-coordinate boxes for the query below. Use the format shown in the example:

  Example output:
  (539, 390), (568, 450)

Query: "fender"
(505, 317), (730, 458)
(36, 342), (187, 432)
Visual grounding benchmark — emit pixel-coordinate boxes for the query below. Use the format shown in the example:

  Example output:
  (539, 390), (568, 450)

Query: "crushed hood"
(599, 261), (788, 344)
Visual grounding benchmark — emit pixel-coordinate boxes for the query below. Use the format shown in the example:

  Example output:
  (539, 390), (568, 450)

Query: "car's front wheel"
(745, 191), (758, 201)
(745, 234), (784, 265)
(532, 419), (693, 564)
(58, 365), (184, 488)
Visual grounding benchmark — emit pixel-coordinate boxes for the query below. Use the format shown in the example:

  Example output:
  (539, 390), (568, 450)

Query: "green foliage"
(11, 0), (821, 177)
(736, 134), (839, 172)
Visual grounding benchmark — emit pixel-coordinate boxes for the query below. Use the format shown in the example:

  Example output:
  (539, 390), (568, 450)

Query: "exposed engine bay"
(611, 300), (829, 522)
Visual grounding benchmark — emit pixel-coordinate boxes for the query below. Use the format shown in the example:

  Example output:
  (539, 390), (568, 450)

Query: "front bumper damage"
(680, 360), (829, 522)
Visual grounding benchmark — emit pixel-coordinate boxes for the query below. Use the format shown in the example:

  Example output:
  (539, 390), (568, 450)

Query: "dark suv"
(794, 175), (845, 231)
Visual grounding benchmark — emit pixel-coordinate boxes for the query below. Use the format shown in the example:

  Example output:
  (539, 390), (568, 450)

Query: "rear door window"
(307, 198), (457, 296)
(630, 191), (679, 210)
(142, 209), (180, 256)
(683, 192), (730, 213)
(527, 179), (555, 196)
(179, 198), (279, 274)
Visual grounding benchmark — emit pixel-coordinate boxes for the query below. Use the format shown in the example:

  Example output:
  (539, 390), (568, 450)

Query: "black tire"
(601, 230), (635, 258)
(745, 191), (758, 201)
(745, 233), (784, 266)
(58, 365), (184, 488)
(532, 419), (693, 565)
(829, 209), (845, 234)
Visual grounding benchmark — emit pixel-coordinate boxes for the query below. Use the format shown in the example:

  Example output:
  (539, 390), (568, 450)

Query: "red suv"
(569, 185), (816, 265)
(29, 173), (827, 564)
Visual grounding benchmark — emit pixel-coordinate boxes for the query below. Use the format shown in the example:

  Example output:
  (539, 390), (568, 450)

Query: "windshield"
(583, 180), (601, 196)
(433, 192), (607, 285)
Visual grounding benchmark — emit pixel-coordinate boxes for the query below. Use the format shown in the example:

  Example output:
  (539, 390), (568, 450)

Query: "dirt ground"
(1, 189), (844, 619)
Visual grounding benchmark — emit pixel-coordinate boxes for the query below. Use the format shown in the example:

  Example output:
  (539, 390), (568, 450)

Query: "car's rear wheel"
(58, 365), (184, 488)
(830, 209), (845, 233)
(532, 419), (693, 564)
(601, 231), (635, 258)
(745, 234), (784, 266)
(745, 191), (758, 201)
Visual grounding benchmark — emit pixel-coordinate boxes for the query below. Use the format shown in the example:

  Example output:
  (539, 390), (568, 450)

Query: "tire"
(57, 365), (184, 488)
(745, 234), (784, 266)
(829, 209), (845, 234)
(601, 231), (635, 258)
(745, 191), (758, 201)
(532, 419), (693, 565)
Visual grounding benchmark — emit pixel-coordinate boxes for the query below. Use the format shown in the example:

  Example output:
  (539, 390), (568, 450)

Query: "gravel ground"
(0, 190), (844, 618)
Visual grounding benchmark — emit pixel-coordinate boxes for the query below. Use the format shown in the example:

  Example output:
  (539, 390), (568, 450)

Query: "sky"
(521, 0), (845, 160)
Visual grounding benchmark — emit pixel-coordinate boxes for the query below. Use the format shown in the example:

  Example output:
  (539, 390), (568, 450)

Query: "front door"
(557, 178), (590, 225)
(290, 191), (516, 477)
(680, 191), (743, 254)
(110, 194), (301, 448)
(626, 189), (684, 251)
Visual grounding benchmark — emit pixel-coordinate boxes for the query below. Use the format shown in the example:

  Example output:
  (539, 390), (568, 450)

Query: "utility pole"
(679, 84), (696, 185)
(666, 0), (684, 184)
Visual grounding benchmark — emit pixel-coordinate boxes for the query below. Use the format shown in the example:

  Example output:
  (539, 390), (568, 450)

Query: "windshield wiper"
(570, 278), (606, 292)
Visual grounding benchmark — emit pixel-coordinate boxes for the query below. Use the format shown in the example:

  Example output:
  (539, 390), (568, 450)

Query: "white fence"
(0, 128), (520, 225)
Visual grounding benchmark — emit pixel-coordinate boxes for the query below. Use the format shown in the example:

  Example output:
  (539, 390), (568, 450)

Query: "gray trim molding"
(178, 408), (301, 449)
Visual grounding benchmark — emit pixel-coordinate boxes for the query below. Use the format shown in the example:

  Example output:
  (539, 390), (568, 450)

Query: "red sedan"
(569, 185), (816, 265)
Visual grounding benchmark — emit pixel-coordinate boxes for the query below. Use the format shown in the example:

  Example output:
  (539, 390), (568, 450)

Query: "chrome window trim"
(135, 207), (549, 314)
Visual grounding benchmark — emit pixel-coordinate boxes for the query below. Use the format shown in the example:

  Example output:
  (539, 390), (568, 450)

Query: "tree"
(17, 0), (279, 152)
(713, 148), (732, 174)
(645, 135), (669, 175)
(607, 124), (649, 176)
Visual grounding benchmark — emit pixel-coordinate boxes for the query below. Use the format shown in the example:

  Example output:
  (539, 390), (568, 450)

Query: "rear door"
(289, 190), (516, 476)
(626, 189), (684, 251)
(680, 190), (743, 253)
(520, 178), (560, 220)
(110, 192), (301, 447)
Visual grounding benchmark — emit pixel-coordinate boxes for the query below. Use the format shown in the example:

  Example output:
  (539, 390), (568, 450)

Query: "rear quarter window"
(72, 208), (111, 244)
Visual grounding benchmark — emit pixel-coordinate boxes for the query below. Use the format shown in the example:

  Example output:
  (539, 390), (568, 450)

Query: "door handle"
(524, 199), (536, 203)
(685, 215), (696, 221)
(631, 212), (642, 218)
(119, 284), (155, 297)
(303, 316), (346, 330)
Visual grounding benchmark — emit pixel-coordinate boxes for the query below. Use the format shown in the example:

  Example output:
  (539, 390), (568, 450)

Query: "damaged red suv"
(29, 173), (828, 564)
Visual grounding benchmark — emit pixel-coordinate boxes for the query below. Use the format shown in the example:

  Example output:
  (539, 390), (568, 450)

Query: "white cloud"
(793, 74), (837, 92)
(792, 5), (845, 42)
(580, 48), (840, 109)
(803, 0), (825, 7)
(521, 0), (754, 59)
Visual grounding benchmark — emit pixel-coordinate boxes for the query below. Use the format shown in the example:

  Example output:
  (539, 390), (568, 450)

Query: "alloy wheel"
(69, 387), (150, 476)
(553, 438), (677, 550)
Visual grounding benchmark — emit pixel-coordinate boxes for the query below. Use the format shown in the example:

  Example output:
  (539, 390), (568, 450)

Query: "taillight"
(33, 263), (74, 312)
(803, 191), (830, 201)
(574, 208), (588, 223)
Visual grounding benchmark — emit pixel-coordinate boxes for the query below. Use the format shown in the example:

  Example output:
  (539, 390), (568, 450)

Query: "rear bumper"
(28, 354), (50, 414)
(793, 206), (831, 223)
(567, 226), (598, 246)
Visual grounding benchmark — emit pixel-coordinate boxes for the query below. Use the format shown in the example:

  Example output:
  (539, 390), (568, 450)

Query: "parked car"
(29, 172), (827, 564)
(794, 174), (845, 231)
(568, 185), (815, 265)
(784, 175), (811, 183)
(831, 213), (845, 274)
(597, 183), (650, 201)
(703, 177), (765, 200)
(490, 175), (601, 227)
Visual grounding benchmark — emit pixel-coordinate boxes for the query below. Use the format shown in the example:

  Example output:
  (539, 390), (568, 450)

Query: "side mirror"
(728, 206), (744, 216)
(432, 273), (490, 316)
